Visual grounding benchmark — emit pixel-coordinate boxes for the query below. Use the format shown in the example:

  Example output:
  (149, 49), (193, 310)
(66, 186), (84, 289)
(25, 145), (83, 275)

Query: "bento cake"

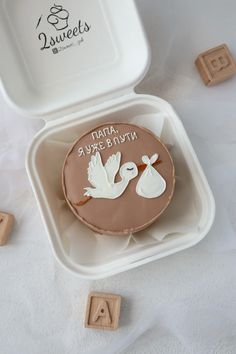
(62, 123), (175, 235)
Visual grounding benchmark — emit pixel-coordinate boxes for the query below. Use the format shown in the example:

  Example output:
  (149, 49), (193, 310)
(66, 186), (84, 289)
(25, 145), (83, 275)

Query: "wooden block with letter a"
(85, 292), (121, 330)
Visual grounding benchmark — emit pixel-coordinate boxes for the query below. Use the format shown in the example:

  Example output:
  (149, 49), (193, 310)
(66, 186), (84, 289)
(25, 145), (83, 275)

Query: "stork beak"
(138, 164), (146, 172)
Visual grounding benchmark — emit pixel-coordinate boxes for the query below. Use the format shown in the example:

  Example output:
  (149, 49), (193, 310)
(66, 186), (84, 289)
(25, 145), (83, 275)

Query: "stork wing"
(104, 152), (121, 184)
(87, 152), (108, 188)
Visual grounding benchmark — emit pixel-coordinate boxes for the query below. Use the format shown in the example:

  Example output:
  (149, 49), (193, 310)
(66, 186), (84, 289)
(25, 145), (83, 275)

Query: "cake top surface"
(62, 122), (175, 235)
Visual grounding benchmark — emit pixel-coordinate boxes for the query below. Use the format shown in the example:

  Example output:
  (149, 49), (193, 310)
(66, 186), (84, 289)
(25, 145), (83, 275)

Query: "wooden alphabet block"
(85, 292), (121, 330)
(195, 44), (236, 86)
(0, 212), (14, 246)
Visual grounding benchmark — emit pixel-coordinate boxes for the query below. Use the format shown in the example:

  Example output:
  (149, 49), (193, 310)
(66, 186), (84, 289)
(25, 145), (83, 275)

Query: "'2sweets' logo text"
(36, 4), (91, 54)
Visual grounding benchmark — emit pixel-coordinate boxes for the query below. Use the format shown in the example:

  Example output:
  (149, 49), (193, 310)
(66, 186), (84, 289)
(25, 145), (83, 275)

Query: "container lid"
(0, 0), (150, 119)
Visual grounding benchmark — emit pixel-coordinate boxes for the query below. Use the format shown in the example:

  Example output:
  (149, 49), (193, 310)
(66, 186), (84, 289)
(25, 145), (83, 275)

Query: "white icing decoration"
(78, 131), (139, 157)
(136, 154), (167, 198)
(91, 126), (119, 140)
(84, 152), (138, 199)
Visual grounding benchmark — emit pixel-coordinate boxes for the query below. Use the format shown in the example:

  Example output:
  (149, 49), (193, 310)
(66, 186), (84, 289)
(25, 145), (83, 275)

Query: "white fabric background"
(1, 0), (236, 353)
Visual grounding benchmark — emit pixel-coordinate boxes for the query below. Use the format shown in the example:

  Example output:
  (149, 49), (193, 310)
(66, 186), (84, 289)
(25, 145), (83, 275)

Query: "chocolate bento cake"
(62, 122), (175, 235)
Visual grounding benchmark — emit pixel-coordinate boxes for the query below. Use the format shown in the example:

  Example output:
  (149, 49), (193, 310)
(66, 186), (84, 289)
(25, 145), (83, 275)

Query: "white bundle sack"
(136, 154), (166, 198)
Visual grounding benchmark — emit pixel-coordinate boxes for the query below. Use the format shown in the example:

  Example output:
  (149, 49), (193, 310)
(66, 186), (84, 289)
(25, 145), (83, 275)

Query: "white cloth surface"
(1, 0), (236, 353)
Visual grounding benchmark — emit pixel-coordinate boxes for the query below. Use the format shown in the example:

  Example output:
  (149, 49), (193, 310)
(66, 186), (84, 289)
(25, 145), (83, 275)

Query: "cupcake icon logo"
(47, 4), (69, 31)
(36, 4), (91, 53)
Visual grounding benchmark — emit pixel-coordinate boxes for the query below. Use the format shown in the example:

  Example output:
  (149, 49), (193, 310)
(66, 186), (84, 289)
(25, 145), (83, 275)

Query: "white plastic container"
(0, 0), (215, 279)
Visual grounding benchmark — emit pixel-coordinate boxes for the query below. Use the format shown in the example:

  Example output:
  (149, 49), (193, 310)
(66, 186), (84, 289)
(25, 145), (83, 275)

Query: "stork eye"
(127, 167), (134, 171)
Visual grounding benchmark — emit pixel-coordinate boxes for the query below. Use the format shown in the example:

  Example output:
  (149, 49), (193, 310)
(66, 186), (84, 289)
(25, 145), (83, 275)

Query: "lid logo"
(47, 4), (69, 31)
(36, 4), (91, 54)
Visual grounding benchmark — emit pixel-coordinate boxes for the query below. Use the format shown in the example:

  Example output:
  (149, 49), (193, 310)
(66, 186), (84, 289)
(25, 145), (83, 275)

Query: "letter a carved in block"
(85, 292), (121, 330)
(92, 300), (112, 324)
